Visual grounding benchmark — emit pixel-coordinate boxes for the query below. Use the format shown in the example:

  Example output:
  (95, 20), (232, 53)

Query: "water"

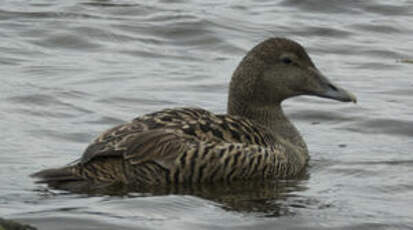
(1, 0), (413, 229)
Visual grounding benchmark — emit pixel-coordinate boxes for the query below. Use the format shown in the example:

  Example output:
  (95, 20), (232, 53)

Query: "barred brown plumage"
(32, 38), (356, 193)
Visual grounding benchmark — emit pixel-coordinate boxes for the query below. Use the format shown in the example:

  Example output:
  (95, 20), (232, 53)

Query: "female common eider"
(32, 38), (356, 191)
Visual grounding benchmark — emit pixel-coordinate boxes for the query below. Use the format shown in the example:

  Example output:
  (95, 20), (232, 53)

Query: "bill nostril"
(328, 83), (338, 91)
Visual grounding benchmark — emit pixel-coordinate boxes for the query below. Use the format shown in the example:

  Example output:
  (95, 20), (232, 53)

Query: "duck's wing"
(115, 129), (190, 168)
(80, 122), (148, 164)
(80, 107), (275, 165)
(81, 128), (297, 183)
(79, 107), (213, 164)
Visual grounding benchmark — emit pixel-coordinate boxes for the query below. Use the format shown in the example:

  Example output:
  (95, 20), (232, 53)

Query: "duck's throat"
(227, 100), (307, 150)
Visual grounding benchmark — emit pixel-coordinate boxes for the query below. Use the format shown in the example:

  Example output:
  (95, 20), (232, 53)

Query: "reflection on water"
(36, 170), (310, 217)
(1, 0), (413, 229)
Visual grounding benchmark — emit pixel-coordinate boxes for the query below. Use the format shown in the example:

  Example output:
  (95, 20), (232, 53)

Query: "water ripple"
(344, 118), (413, 137)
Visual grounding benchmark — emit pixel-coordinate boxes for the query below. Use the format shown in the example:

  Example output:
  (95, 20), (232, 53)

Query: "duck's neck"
(227, 100), (307, 150)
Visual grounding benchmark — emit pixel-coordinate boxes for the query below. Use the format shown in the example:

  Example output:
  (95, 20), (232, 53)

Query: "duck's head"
(228, 38), (356, 111)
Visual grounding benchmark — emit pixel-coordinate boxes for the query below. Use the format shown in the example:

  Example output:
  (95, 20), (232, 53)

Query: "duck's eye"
(281, 57), (293, 64)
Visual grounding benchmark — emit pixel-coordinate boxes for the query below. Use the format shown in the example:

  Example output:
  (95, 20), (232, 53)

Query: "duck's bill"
(315, 84), (357, 103)
(309, 69), (357, 103)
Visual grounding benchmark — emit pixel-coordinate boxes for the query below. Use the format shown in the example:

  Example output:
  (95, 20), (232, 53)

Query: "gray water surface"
(1, 1), (413, 229)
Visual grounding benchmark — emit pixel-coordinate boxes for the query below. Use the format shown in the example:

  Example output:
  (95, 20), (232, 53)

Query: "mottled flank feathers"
(34, 108), (302, 189)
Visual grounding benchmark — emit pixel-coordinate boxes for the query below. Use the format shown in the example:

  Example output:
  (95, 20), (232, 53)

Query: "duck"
(32, 38), (356, 191)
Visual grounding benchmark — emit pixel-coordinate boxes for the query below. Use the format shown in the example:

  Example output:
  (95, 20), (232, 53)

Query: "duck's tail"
(31, 158), (129, 193)
(31, 165), (90, 192)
